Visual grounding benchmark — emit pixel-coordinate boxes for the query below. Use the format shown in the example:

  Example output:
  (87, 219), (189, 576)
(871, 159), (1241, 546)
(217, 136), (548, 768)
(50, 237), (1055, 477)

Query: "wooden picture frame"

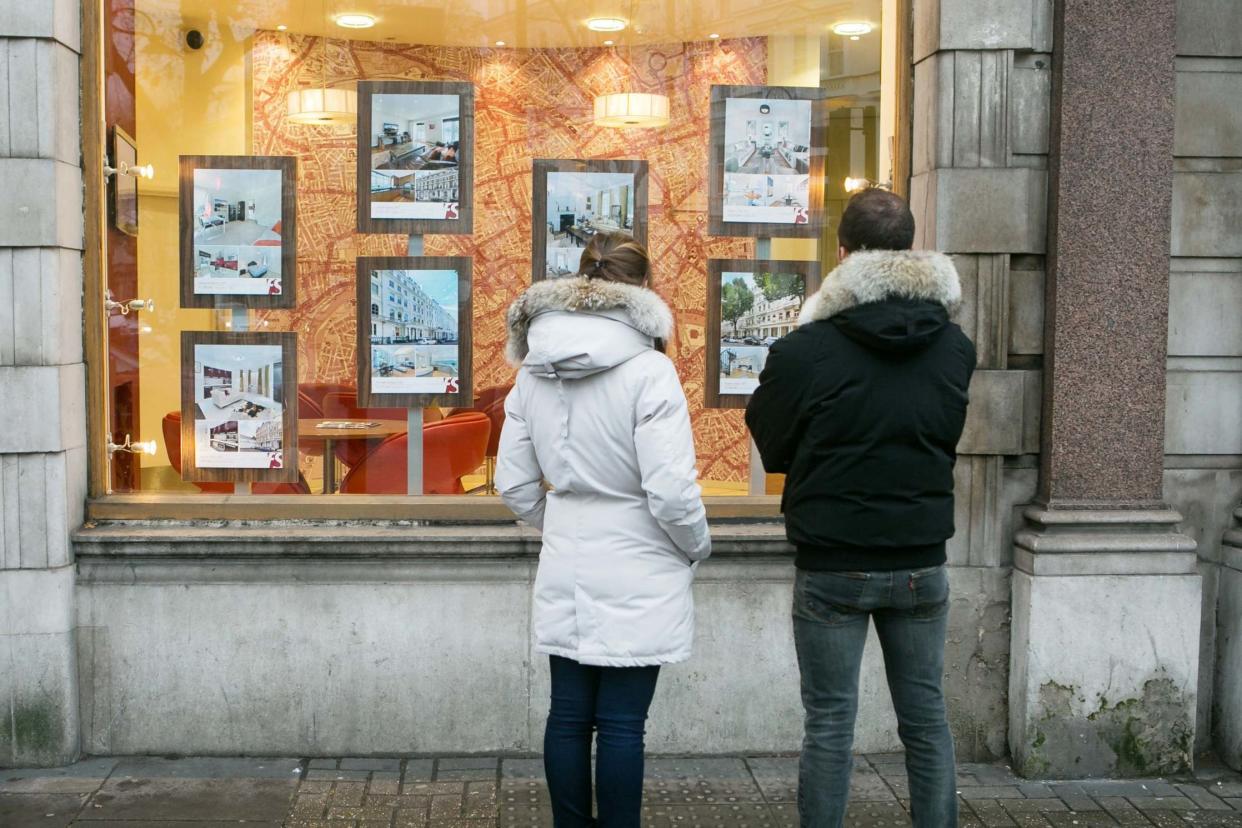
(357, 80), (475, 236)
(356, 256), (473, 409)
(179, 155), (297, 309)
(531, 159), (649, 282)
(705, 258), (822, 409)
(108, 125), (139, 237)
(708, 85), (828, 238)
(179, 331), (299, 483)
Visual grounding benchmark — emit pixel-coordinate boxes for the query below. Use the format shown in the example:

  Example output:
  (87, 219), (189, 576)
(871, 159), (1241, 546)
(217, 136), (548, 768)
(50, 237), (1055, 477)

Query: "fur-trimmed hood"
(505, 277), (674, 379)
(799, 250), (961, 326)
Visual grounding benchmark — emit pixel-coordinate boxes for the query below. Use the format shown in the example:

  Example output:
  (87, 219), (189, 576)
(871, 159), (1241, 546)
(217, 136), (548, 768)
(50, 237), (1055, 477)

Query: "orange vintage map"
(250, 32), (768, 482)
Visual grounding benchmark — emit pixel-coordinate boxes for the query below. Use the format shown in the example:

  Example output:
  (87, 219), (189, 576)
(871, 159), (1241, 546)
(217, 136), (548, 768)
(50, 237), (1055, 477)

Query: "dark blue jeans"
(792, 565), (956, 828)
(544, 655), (661, 828)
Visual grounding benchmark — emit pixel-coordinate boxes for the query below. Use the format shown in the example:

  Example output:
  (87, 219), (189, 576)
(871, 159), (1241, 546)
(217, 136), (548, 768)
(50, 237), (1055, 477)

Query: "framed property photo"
(532, 159), (648, 282)
(109, 126), (139, 237)
(179, 155), (297, 309)
(357, 80), (474, 235)
(708, 85), (827, 238)
(356, 256), (473, 408)
(705, 259), (822, 408)
(179, 331), (298, 483)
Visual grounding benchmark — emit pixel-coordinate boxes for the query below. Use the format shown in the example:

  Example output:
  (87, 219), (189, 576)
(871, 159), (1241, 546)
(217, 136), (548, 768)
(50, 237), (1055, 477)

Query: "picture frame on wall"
(179, 155), (297, 309)
(356, 256), (473, 409)
(705, 258), (821, 408)
(179, 331), (299, 483)
(357, 80), (475, 236)
(531, 159), (649, 282)
(109, 126), (139, 237)
(708, 85), (827, 238)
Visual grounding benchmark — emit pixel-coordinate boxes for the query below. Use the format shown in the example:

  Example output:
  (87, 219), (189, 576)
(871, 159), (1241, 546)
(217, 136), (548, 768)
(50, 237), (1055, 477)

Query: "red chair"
(461, 384), (512, 493)
(321, 390), (408, 469)
(338, 412), (491, 495)
(298, 382), (354, 413)
(161, 411), (310, 494)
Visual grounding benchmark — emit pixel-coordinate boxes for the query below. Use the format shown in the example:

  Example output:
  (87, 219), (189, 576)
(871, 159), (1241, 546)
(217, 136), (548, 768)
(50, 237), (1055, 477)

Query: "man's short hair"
(837, 188), (916, 253)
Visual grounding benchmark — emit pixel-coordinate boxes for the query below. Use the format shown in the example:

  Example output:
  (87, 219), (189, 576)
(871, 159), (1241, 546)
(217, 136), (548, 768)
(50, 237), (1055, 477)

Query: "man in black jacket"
(746, 189), (975, 828)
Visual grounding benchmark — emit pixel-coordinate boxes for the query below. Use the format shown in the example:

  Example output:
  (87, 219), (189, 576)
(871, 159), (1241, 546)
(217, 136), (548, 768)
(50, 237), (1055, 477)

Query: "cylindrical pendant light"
(593, 92), (671, 128)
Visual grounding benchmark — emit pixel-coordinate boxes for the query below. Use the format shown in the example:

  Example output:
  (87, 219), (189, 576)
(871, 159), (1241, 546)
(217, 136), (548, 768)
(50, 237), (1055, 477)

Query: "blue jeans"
(792, 565), (957, 828)
(544, 655), (661, 828)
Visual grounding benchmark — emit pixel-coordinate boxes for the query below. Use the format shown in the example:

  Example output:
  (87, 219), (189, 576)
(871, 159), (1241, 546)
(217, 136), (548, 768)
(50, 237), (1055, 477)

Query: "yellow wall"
(766, 35), (821, 265)
(135, 10), (252, 485)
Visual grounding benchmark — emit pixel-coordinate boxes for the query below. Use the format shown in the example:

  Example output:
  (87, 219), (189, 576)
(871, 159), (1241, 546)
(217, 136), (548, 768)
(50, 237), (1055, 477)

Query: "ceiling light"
(287, 86), (358, 125)
(276, 24), (288, 31)
(603, 39), (614, 46)
(586, 17), (627, 32)
(334, 13), (376, 29)
(850, 35), (860, 40)
(708, 33), (720, 39)
(831, 21), (873, 37)
(594, 92), (670, 129)
(495, 40), (505, 46)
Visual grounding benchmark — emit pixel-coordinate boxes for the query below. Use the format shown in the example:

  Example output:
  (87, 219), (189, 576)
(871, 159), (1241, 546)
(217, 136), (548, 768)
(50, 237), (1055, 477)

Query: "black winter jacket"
(745, 250), (976, 571)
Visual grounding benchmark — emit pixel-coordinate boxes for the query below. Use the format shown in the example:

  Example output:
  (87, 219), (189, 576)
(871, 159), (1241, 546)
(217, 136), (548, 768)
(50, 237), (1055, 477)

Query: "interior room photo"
(369, 93), (462, 205)
(191, 344), (286, 469)
(544, 172), (635, 277)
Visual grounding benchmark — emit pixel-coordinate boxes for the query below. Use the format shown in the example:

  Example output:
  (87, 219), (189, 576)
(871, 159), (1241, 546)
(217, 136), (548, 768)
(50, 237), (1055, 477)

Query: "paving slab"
(341, 756), (403, 772)
(0, 758), (116, 794)
(78, 757), (299, 822)
(0, 792), (86, 828)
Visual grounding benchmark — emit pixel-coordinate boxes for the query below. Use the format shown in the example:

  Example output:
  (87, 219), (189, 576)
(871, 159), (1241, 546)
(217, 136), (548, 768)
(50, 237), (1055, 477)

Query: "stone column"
(0, 0), (86, 766)
(1008, 0), (1200, 778)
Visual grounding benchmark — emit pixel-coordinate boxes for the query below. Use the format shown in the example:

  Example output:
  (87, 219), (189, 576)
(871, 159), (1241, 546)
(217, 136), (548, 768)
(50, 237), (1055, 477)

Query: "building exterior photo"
(0, 0), (1240, 786)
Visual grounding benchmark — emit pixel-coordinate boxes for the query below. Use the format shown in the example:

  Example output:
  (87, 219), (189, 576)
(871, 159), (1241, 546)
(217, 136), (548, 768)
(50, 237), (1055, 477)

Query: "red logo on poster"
(445, 377), (460, 393)
(445, 203), (459, 219)
(794, 207), (808, 224)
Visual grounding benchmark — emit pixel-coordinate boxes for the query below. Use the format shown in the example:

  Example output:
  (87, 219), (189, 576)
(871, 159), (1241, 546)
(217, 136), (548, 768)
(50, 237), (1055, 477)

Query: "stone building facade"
(0, 0), (1239, 779)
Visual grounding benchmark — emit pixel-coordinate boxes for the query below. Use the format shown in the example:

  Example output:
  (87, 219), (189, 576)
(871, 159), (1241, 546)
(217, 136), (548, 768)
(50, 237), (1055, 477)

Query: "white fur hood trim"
(798, 250), (961, 326)
(506, 277), (674, 365)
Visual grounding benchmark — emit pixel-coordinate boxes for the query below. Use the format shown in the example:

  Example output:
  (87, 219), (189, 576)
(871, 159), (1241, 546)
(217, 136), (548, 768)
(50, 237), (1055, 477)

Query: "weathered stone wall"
(0, 0), (87, 767)
(909, 0), (1053, 762)
(1165, 0), (1242, 768)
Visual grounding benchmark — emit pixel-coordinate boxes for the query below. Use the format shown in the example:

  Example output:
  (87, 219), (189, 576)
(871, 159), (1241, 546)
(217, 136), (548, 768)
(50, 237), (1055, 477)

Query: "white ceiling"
(138, 0), (884, 49)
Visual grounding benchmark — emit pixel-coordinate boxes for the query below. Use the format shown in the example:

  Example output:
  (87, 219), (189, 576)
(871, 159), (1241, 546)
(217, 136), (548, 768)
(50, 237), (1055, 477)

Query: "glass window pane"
(106, 0), (895, 502)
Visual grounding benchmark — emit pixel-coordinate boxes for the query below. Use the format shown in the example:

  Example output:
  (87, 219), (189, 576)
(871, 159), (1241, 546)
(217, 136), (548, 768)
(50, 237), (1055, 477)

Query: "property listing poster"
(191, 168), (285, 296)
(368, 268), (461, 395)
(192, 343), (286, 469)
(721, 97), (813, 226)
(368, 93), (463, 221)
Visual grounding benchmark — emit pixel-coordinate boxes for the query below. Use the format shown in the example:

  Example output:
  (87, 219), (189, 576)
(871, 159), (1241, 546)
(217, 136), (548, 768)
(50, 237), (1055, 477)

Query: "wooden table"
(298, 419), (407, 494)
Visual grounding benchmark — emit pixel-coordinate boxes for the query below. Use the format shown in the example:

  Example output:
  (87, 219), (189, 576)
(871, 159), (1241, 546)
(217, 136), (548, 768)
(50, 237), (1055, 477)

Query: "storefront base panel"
(71, 528), (1011, 759)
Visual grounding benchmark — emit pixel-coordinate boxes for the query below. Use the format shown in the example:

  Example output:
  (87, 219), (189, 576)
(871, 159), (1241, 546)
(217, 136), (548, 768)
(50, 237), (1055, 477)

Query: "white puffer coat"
(496, 277), (711, 667)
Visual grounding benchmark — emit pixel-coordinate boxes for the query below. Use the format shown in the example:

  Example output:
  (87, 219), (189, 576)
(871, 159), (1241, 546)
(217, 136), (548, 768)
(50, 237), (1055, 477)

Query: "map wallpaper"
(250, 32), (769, 482)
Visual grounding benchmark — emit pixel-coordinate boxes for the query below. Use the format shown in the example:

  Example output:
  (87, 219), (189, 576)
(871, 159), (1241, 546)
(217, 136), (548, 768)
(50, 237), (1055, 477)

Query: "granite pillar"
(1008, 0), (1201, 778)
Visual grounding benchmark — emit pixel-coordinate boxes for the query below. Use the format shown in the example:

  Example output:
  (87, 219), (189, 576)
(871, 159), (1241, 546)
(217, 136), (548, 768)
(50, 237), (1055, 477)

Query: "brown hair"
(576, 230), (651, 287)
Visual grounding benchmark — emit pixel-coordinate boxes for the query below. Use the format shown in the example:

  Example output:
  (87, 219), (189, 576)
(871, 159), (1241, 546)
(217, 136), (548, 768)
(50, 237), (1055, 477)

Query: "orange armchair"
(338, 412), (491, 495)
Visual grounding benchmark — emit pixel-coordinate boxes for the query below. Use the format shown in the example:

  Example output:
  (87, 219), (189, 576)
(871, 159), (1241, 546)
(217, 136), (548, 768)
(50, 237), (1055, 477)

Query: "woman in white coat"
(496, 231), (711, 828)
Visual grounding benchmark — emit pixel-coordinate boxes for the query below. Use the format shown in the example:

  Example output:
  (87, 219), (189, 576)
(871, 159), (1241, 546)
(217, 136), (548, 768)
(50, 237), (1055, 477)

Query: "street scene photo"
(719, 269), (807, 394)
(368, 93), (462, 221)
(191, 343), (285, 468)
(191, 168), (284, 295)
(369, 268), (460, 395)
(543, 171), (636, 278)
(722, 97), (812, 225)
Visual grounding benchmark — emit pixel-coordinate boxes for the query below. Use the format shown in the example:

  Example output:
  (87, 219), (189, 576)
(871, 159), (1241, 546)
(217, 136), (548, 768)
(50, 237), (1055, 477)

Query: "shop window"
(94, 0), (901, 509)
